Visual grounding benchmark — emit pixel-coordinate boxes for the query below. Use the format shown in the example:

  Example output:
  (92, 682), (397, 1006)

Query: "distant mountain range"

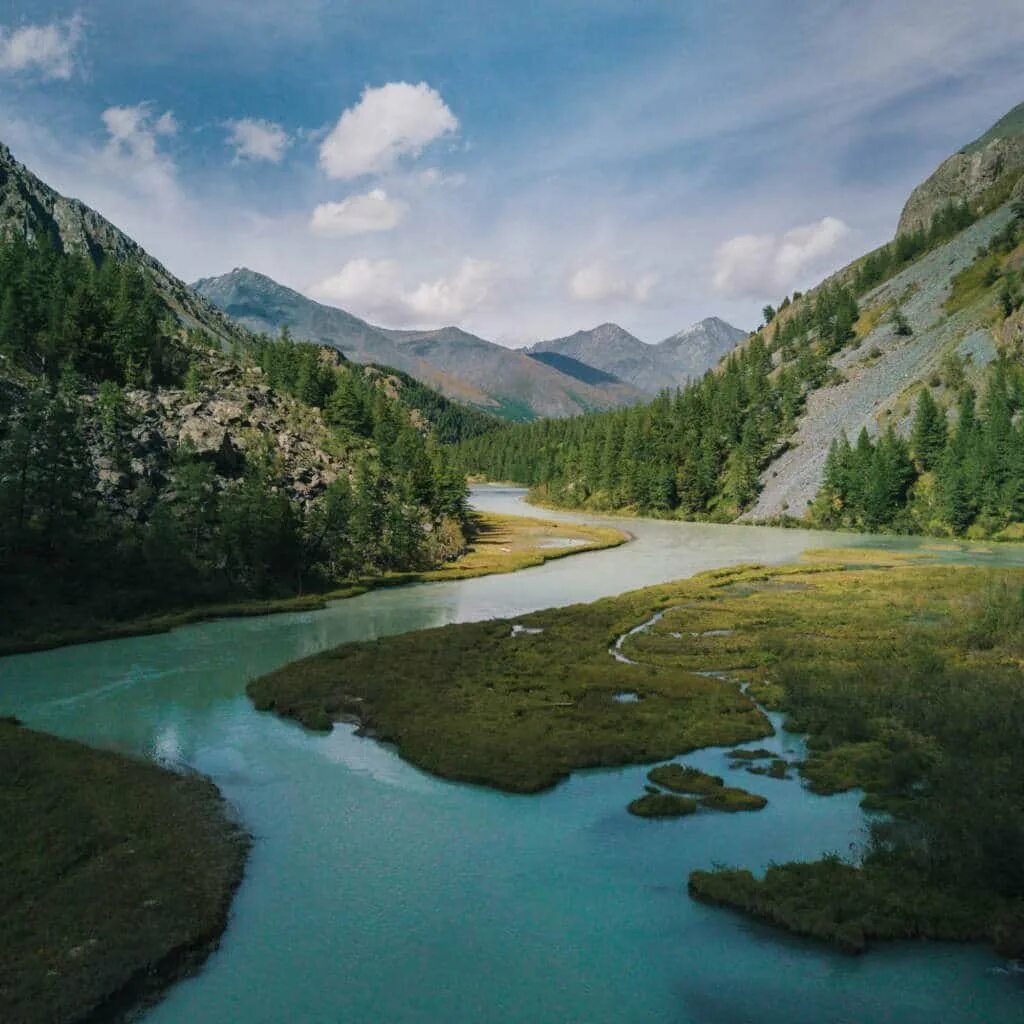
(525, 318), (747, 393)
(193, 268), (745, 420)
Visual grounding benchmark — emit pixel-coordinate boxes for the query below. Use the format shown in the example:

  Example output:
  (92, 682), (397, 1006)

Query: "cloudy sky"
(3, 2), (1024, 344)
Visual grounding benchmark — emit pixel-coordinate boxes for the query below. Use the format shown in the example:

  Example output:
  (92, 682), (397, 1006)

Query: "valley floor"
(249, 551), (1024, 956)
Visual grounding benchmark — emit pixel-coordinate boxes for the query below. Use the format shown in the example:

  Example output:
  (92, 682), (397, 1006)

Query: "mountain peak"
(529, 316), (743, 393)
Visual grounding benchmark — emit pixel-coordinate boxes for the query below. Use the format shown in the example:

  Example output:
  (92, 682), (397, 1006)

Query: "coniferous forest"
(0, 236), (483, 645)
(457, 200), (1024, 539)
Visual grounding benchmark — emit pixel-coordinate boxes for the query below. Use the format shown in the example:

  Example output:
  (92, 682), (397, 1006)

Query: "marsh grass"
(0, 720), (249, 1023)
(251, 552), (1024, 954)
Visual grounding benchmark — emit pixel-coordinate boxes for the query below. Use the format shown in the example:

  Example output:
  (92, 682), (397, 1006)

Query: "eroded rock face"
(74, 364), (345, 520)
(897, 102), (1024, 236)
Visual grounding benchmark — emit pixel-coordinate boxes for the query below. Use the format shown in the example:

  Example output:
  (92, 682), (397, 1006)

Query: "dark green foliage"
(0, 235), (177, 385)
(0, 238), (473, 647)
(814, 358), (1024, 536)
(251, 329), (497, 444)
(892, 307), (912, 336)
(854, 201), (977, 294)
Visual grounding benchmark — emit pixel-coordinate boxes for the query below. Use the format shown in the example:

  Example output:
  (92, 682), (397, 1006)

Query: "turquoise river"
(3, 486), (1023, 1024)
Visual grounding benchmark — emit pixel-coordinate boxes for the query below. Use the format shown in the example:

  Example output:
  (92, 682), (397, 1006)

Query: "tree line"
(814, 358), (1024, 536)
(456, 282), (861, 518)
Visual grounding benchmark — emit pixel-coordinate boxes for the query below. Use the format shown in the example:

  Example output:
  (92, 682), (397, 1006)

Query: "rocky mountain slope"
(194, 268), (645, 419)
(743, 102), (1024, 521)
(898, 101), (1024, 235)
(0, 143), (242, 348)
(743, 204), (1016, 520)
(526, 317), (746, 393)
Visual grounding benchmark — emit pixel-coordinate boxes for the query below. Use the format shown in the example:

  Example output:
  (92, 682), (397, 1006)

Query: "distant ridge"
(527, 317), (746, 392)
(194, 267), (646, 420)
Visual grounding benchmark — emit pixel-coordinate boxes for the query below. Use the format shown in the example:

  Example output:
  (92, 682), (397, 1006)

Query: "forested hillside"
(0, 229), (483, 648)
(457, 117), (1024, 539)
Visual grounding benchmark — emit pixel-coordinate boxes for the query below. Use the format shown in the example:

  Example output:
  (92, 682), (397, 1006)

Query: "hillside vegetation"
(456, 101), (1024, 539)
(0, 223), (482, 650)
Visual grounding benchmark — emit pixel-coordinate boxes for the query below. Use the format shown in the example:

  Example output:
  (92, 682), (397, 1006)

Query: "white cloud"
(102, 104), (176, 162)
(309, 189), (407, 237)
(712, 216), (850, 299)
(310, 256), (501, 325)
(406, 258), (500, 320)
(0, 14), (83, 80)
(99, 103), (180, 204)
(154, 111), (179, 136)
(225, 117), (290, 163)
(319, 82), (458, 180)
(568, 262), (660, 304)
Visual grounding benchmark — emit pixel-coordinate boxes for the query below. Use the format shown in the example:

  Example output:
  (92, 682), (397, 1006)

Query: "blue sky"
(3, 2), (1024, 344)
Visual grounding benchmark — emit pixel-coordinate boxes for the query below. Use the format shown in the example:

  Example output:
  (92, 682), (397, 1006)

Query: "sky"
(3, 2), (1024, 345)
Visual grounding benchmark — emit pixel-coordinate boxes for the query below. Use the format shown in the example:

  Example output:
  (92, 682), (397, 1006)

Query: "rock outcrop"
(897, 102), (1024, 236)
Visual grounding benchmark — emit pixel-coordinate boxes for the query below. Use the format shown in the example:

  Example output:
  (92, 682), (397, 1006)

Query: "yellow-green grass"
(0, 719), (249, 1023)
(380, 512), (628, 585)
(0, 512), (627, 657)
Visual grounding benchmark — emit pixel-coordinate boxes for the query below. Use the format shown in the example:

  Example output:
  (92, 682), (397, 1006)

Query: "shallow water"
(3, 486), (1022, 1024)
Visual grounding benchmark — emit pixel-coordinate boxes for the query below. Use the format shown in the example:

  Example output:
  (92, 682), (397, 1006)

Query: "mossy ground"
(0, 512), (626, 656)
(252, 550), (1024, 954)
(0, 720), (249, 1023)
(627, 793), (698, 817)
(647, 764), (723, 794)
(639, 763), (767, 816)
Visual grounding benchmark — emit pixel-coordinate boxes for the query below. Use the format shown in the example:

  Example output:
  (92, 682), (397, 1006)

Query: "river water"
(3, 486), (1022, 1024)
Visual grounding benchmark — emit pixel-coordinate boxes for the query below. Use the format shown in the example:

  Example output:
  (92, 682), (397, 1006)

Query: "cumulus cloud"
(568, 262), (660, 304)
(712, 216), (850, 298)
(99, 103), (180, 203)
(319, 82), (458, 180)
(310, 256), (501, 325)
(309, 189), (407, 237)
(225, 117), (290, 163)
(0, 14), (83, 80)
(102, 104), (179, 162)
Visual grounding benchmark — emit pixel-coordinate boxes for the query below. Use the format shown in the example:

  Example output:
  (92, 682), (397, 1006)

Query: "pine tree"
(910, 388), (947, 472)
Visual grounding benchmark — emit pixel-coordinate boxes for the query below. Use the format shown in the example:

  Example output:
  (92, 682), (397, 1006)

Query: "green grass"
(647, 763), (723, 794)
(699, 786), (768, 812)
(0, 720), (249, 1023)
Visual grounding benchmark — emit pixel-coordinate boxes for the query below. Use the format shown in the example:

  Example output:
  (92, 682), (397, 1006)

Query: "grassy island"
(251, 552), (1024, 956)
(628, 793), (698, 817)
(0, 719), (249, 1024)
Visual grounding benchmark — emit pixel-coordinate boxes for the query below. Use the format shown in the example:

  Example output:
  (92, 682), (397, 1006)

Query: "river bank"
(249, 549), (1024, 956)
(0, 511), (627, 657)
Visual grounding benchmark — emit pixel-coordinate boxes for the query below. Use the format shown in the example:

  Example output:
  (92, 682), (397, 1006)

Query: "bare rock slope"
(744, 207), (1012, 521)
